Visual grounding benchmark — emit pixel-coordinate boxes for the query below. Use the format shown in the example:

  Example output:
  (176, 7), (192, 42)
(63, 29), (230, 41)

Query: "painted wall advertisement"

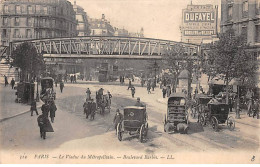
(181, 4), (218, 43)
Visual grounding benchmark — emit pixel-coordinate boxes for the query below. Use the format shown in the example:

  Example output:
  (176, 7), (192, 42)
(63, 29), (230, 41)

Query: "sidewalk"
(0, 84), (42, 122)
(157, 97), (260, 128)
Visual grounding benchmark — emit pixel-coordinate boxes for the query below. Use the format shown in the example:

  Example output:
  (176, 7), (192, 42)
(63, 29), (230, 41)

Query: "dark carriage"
(198, 100), (235, 131)
(164, 93), (189, 134)
(40, 77), (56, 102)
(191, 94), (212, 118)
(96, 93), (111, 115)
(117, 106), (148, 143)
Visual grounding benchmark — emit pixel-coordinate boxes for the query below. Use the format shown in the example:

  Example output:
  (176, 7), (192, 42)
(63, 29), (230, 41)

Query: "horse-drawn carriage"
(191, 94), (212, 119)
(40, 77), (56, 102)
(117, 106), (148, 143)
(198, 100), (235, 131)
(96, 89), (111, 115)
(164, 93), (189, 134)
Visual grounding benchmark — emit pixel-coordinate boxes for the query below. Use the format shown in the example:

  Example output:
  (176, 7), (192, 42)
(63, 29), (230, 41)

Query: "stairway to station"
(0, 59), (19, 84)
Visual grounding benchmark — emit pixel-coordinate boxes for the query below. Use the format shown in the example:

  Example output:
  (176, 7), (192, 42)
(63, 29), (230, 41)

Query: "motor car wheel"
(211, 116), (218, 132)
(139, 124), (145, 143)
(227, 116), (235, 131)
(198, 115), (205, 126)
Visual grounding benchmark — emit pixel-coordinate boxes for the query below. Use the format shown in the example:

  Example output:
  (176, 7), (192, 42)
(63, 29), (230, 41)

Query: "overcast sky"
(69, 0), (220, 41)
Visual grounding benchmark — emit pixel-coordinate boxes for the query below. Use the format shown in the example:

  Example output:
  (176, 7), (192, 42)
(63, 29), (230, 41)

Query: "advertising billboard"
(181, 4), (218, 44)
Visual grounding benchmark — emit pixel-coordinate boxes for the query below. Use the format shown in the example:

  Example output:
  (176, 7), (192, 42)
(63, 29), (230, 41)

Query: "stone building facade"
(73, 1), (90, 36)
(221, 0), (260, 86)
(89, 14), (115, 36)
(0, 0), (77, 46)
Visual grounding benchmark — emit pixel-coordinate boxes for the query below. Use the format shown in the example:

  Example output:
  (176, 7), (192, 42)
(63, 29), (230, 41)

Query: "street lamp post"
(153, 61), (159, 87)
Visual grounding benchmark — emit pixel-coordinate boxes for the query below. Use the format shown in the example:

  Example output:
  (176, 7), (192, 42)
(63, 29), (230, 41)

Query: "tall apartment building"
(0, 0), (78, 46)
(89, 14), (115, 36)
(73, 1), (90, 36)
(221, 0), (260, 86)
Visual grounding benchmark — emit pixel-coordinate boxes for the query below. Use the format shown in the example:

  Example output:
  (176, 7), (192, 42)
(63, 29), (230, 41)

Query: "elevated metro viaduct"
(7, 36), (200, 60)
(1, 36), (201, 76)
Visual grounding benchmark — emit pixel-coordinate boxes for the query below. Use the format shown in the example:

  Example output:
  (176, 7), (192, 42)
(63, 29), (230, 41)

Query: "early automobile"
(117, 106), (148, 142)
(40, 77), (56, 102)
(191, 94), (212, 119)
(164, 93), (189, 134)
(198, 100), (235, 131)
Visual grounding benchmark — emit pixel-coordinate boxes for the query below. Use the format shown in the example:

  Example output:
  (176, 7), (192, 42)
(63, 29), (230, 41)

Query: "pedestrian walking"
(10, 78), (15, 89)
(4, 75), (8, 87)
(74, 75), (77, 83)
(120, 76), (122, 84)
(83, 99), (91, 119)
(86, 88), (91, 100)
(141, 79), (144, 87)
(252, 99), (259, 119)
(49, 100), (57, 123)
(152, 80), (156, 91)
(122, 76), (125, 84)
(60, 81), (64, 93)
(128, 79), (132, 90)
(55, 79), (58, 87)
(162, 86), (167, 98)
(70, 75), (73, 83)
(30, 99), (39, 116)
(107, 91), (112, 108)
(37, 112), (54, 140)
(41, 102), (50, 118)
(113, 109), (123, 132)
(131, 86), (135, 98)
(147, 82), (151, 94)
(90, 99), (96, 120)
(166, 85), (171, 97)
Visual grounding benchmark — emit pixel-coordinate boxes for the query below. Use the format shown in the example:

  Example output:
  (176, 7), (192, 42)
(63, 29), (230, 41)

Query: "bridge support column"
(83, 65), (87, 81)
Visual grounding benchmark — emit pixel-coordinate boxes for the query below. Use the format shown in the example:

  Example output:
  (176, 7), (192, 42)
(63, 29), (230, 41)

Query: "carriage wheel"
(145, 123), (149, 136)
(227, 116), (235, 131)
(198, 115), (205, 126)
(139, 124), (145, 143)
(211, 116), (218, 132)
(117, 123), (122, 141)
(164, 115), (167, 132)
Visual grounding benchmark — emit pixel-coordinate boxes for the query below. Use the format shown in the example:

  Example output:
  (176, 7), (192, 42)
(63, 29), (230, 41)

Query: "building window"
(27, 17), (32, 26)
(43, 6), (48, 14)
(26, 29), (32, 38)
(36, 5), (41, 13)
(4, 5), (9, 13)
(2, 29), (7, 38)
(3, 17), (8, 26)
(14, 29), (20, 38)
(14, 17), (20, 26)
(42, 18), (46, 27)
(241, 26), (248, 43)
(256, 25), (260, 43)
(257, 0), (260, 15)
(15, 5), (21, 14)
(52, 19), (56, 27)
(242, 1), (248, 17)
(28, 6), (33, 14)
(228, 6), (233, 19)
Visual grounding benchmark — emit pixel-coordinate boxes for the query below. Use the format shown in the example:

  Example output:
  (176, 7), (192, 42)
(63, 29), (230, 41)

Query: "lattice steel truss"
(11, 36), (200, 60)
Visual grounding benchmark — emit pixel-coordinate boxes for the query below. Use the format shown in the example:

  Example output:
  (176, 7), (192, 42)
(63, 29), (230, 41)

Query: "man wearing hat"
(135, 97), (145, 107)
(86, 88), (91, 100)
(113, 109), (123, 131)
